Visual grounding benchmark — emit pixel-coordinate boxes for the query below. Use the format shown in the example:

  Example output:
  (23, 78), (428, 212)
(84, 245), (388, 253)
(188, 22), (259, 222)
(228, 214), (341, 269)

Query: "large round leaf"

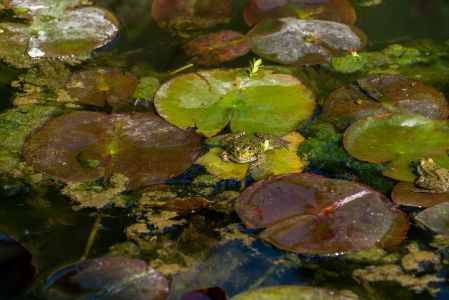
(391, 182), (449, 208)
(415, 201), (449, 235)
(243, 0), (356, 27)
(235, 173), (408, 255)
(322, 74), (449, 130)
(39, 257), (169, 300)
(154, 69), (315, 136)
(23, 112), (201, 189)
(343, 114), (449, 181)
(247, 18), (366, 65)
(231, 285), (358, 300)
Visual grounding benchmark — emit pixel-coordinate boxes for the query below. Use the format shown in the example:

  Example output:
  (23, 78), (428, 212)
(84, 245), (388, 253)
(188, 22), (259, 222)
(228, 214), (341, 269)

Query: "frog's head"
(230, 144), (258, 163)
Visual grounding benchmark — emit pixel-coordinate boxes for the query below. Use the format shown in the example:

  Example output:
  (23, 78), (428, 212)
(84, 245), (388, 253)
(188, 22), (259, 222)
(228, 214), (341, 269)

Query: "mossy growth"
(298, 119), (396, 194)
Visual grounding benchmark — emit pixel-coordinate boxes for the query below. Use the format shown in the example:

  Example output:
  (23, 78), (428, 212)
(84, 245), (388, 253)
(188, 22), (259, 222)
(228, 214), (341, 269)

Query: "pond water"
(1, 0), (449, 299)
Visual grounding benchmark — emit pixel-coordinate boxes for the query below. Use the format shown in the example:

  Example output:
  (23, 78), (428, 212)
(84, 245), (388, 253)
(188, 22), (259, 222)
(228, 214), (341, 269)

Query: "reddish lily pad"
(243, 0), (356, 27)
(39, 257), (169, 300)
(322, 74), (449, 130)
(151, 0), (232, 35)
(161, 196), (212, 213)
(23, 111), (201, 189)
(415, 201), (449, 235)
(235, 173), (408, 255)
(231, 285), (358, 300)
(154, 69), (315, 137)
(65, 69), (139, 107)
(343, 114), (449, 181)
(179, 287), (227, 300)
(247, 17), (366, 65)
(183, 30), (251, 66)
(391, 182), (449, 208)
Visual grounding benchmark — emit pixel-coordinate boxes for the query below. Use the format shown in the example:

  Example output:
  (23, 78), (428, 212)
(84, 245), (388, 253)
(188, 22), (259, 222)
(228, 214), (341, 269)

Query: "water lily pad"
(161, 196), (212, 213)
(343, 114), (449, 181)
(231, 285), (358, 300)
(391, 182), (449, 208)
(196, 148), (249, 181)
(235, 173), (408, 254)
(415, 201), (449, 235)
(243, 0), (356, 27)
(23, 111), (201, 189)
(183, 30), (251, 66)
(322, 74), (449, 130)
(247, 17), (366, 65)
(65, 69), (139, 107)
(154, 69), (315, 136)
(179, 286), (227, 300)
(151, 0), (232, 35)
(0, 4), (119, 66)
(39, 257), (169, 300)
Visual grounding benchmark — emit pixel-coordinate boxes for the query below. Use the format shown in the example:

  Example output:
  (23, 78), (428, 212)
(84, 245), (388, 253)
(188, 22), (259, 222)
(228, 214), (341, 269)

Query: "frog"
(214, 132), (288, 168)
(413, 158), (449, 193)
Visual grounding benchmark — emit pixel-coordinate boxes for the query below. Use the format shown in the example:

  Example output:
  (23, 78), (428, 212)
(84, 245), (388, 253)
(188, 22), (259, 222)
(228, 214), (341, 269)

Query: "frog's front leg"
(249, 155), (265, 169)
(220, 150), (231, 163)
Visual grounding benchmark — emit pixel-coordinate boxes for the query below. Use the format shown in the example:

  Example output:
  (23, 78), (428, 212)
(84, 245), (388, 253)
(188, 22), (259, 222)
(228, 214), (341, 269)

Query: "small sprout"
(350, 49), (360, 57)
(248, 58), (262, 77)
(14, 6), (28, 13)
(0, 29), (4, 34)
(169, 63), (194, 75)
(356, 99), (363, 105)
(304, 35), (319, 43)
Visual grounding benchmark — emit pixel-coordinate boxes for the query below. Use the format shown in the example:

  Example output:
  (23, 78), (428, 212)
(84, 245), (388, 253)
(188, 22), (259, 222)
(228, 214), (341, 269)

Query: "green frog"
(414, 158), (449, 193)
(215, 132), (288, 168)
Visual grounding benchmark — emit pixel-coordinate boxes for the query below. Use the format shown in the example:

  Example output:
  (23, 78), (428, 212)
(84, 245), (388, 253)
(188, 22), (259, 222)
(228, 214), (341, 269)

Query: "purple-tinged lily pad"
(39, 257), (169, 300)
(179, 286), (227, 300)
(151, 0), (232, 35)
(154, 69), (315, 137)
(183, 30), (251, 66)
(415, 201), (449, 235)
(343, 114), (449, 181)
(243, 0), (356, 27)
(65, 69), (139, 107)
(247, 17), (366, 65)
(23, 111), (201, 189)
(230, 285), (358, 300)
(235, 173), (408, 255)
(322, 74), (449, 130)
(391, 182), (449, 208)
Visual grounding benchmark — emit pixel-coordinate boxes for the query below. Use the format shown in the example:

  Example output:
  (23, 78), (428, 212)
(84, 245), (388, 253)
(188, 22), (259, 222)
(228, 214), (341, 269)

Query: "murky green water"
(2, 0), (449, 299)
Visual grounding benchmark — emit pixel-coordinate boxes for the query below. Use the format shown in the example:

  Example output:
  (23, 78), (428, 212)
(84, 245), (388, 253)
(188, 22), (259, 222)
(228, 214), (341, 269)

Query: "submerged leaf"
(154, 69), (315, 136)
(391, 182), (449, 208)
(39, 257), (169, 300)
(183, 30), (251, 66)
(416, 201), (449, 235)
(65, 69), (139, 107)
(235, 173), (408, 254)
(23, 112), (201, 189)
(247, 17), (366, 65)
(243, 0), (356, 27)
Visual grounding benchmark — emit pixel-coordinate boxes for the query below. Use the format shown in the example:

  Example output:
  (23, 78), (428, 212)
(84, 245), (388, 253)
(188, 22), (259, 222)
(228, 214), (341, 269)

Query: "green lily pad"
(154, 69), (315, 137)
(183, 30), (251, 66)
(235, 173), (408, 254)
(196, 132), (305, 180)
(65, 69), (139, 107)
(247, 17), (366, 65)
(343, 114), (449, 181)
(243, 0), (356, 27)
(415, 201), (449, 235)
(151, 0), (232, 36)
(322, 74), (449, 130)
(391, 182), (449, 208)
(23, 111), (201, 189)
(0, 4), (119, 67)
(231, 285), (358, 300)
